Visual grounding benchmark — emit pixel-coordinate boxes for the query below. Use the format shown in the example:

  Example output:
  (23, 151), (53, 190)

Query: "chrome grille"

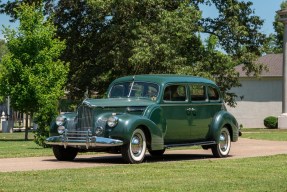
(66, 118), (76, 130)
(77, 105), (93, 131)
(63, 130), (93, 141)
(62, 129), (94, 149)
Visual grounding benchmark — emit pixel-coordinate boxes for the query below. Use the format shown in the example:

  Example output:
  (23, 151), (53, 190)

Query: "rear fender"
(210, 110), (239, 143)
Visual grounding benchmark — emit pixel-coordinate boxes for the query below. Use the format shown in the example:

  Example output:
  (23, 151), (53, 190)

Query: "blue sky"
(0, 0), (285, 39)
(242, 0), (285, 34)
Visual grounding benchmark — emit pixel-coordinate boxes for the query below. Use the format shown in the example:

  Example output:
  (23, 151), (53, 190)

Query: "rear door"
(189, 84), (210, 140)
(189, 84), (222, 141)
(161, 84), (191, 144)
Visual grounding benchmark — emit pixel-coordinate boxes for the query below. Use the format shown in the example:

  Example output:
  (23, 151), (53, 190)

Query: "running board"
(165, 141), (216, 148)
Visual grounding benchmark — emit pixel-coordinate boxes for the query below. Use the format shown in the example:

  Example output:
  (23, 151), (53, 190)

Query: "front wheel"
(52, 146), (78, 161)
(121, 128), (147, 164)
(211, 127), (231, 158)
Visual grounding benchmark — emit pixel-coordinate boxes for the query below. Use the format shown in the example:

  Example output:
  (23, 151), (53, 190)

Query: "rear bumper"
(45, 130), (123, 149)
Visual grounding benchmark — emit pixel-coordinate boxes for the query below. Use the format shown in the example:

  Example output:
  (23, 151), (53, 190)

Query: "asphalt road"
(0, 138), (286, 172)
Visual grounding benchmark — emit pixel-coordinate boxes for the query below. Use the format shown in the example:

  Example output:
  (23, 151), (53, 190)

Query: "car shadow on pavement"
(145, 153), (215, 163)
(43, 153), (215, 165)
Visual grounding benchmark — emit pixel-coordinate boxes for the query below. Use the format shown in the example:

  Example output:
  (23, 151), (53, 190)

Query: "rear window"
(208, 86), (220, 101)
(190, 84), (207, 102)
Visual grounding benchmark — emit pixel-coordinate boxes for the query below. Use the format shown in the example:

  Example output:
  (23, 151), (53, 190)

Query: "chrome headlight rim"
(56, 116), (65, 126)
(107, 116), (119, 128)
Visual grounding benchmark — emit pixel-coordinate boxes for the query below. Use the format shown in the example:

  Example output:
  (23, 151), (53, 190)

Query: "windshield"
(109, 81), (159, 100)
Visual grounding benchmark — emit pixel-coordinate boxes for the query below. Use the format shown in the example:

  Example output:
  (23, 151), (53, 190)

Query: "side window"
(190, 84), (207, 102)
(145, 85), (158, 98)
(164, 84), (187, 102)
(208, 86), (220, 101)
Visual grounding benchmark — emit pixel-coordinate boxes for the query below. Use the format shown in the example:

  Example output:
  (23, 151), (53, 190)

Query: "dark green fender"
(210, 110), (239, 143)
(110, 112), (165, 151)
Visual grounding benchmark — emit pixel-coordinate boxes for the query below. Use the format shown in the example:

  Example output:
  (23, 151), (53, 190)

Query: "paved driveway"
(0, 138), (286, 172)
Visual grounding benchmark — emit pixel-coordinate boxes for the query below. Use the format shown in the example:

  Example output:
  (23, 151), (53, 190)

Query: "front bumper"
(45, 130), (123, 149)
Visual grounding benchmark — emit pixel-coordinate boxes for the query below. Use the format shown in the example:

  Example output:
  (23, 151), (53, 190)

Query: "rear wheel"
(121, 128), (146, 164)
(211, 127), (231, 158)
(52, 146), (78, 161)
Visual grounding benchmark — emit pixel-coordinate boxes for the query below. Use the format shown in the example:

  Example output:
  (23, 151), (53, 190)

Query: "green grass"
(241, 128), (287, 141)
(0, 130), (287, 191)
(0, 132), (52, 158)
(0, 154), (286, 192)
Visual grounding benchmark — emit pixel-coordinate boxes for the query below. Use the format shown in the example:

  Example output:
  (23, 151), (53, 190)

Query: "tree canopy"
(0, 3), (68, 141)
(0, 39), (8, 103)
(267, 0), (287, 53)
(53, 0), (267, 106)
(0, 0), (268, 106)
(0, 39), (8, 60)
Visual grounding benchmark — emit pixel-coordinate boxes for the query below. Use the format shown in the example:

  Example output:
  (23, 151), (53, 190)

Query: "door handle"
(186, 108), (196, 115)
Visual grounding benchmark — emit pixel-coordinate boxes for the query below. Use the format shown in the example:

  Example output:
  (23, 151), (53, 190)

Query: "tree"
(53, 0), (203, 97)
(0, 0), (268, 106)
(0, 39), (8, 60)
(0, 0), (54, 21)
(0, 39), (8, 103)
(268, 0), (287, 53)
(0, 3), (68, 142)
(52, 0), (266, 106)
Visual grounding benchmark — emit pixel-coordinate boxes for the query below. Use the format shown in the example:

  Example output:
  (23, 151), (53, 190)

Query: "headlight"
(57, 126), (66, 134)
(56, 116), (65, 126)
(107, 116), (119, 127)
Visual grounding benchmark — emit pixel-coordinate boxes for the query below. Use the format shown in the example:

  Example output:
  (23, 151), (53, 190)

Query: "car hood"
(82, 98), (156, 108)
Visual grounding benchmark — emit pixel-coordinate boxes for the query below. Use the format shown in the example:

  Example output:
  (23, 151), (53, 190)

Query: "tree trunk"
(24, 113), (29, 141)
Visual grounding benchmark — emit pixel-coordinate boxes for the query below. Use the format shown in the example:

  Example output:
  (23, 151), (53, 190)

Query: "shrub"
(33, 105), (57, 148)
(264, 116), (278, 129)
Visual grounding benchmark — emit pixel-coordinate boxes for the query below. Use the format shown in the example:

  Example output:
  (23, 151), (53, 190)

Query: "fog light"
(95, 126), (104, 136)
(57, 126), (65, 134)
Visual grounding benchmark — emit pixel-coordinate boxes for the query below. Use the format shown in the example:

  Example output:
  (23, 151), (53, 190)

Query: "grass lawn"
(241, 128), (287, 141)
(0, 130), (287, 191)
(0, 154), (286, 191)
(0, 132), (53, 158)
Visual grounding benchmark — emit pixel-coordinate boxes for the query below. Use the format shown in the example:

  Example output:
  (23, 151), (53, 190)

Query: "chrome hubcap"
(131, 133), (143, 157)
(219, 131), (228, 152)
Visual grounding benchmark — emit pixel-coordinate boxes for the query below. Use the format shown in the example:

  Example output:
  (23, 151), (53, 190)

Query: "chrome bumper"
(45, 130), (123, 149)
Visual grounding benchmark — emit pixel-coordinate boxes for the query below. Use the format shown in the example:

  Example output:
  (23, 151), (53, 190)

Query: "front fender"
(210, 110), (239, 143)
(111, 114), (164, 150)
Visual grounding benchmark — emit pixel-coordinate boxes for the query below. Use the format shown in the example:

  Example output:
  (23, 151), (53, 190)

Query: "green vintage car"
(46, 75), (240, 164)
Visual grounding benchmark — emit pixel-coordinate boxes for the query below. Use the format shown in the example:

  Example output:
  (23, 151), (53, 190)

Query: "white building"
(227, 53), (283, 128)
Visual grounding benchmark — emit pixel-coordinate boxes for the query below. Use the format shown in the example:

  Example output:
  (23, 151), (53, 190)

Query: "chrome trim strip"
(161, 103), (223, 107)
(165, 141), (216, 148)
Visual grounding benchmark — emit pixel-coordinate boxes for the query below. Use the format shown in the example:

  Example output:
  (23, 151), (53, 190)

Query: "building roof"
(235, 53), (283, 77)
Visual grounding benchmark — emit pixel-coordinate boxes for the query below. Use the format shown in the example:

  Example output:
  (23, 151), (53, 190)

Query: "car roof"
(111, 74), (216, 86)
